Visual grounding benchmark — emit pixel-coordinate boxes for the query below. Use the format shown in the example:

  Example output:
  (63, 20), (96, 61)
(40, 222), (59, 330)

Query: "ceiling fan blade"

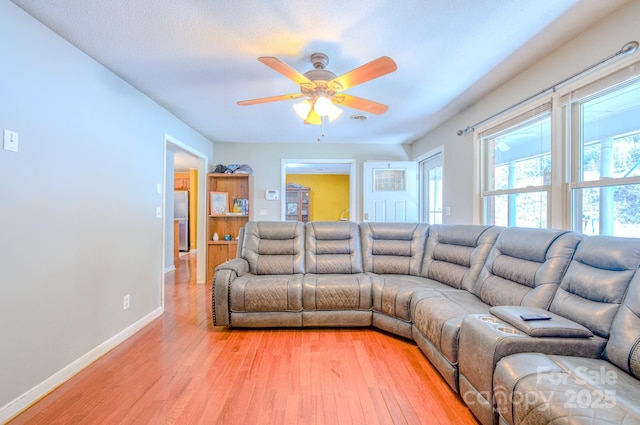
(304, 108), (322, 125)
(332, 94), (389, 115)
(258, 57), (316, 88)
(329, 56), (397, 92)
(237, 93), (304, 106)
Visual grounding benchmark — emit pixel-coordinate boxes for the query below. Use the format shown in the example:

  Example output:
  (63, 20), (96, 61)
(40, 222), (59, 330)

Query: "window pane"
(574, 184), (640, 237)
(428, 165), (443, 224)
(579, 82), (640, 182)
(485, 114), (551, 191)
(485, 191), (547, 228)
(374, 169), (405, 191)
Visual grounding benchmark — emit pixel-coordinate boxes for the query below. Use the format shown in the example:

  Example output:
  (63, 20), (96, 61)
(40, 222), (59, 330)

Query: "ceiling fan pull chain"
(318, 118), (326, 141)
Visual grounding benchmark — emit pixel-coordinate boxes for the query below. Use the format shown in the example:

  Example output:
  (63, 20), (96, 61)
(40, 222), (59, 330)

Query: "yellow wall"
(286, 174), (350, 221)
(188, 168), (198, 250)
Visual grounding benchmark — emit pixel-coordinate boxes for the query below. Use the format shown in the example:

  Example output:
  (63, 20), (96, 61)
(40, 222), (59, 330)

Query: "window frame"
(477, 102), (552, 227)
(564, 66), (640, 235)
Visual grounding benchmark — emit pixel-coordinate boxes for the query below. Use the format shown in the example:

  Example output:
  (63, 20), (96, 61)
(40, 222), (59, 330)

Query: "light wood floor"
(9, 253), (479, 425)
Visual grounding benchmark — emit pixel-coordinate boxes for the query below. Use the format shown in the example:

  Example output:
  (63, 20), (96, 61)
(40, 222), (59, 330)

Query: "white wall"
(411, 0), (640, 224)
(0, 1), (213, 418)
(212, 142), (412, 221)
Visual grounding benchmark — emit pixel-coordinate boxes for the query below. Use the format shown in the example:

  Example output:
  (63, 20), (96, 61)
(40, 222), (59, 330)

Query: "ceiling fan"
(237, 53), (397, 125)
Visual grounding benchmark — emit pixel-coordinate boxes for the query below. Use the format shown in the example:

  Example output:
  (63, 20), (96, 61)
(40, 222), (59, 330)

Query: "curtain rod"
(457, 40), (639, 136)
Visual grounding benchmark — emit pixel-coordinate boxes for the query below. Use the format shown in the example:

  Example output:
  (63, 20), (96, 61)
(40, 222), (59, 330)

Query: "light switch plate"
(3, 130), (18, 152)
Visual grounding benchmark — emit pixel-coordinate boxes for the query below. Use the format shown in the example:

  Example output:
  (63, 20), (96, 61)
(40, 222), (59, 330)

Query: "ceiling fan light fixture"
(293, 100), (312, 120)
(313, 95), (333, 116)
(327, 104), (343, 122)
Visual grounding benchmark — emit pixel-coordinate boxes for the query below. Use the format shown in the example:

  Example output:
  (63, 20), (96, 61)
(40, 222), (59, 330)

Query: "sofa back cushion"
(550, 235), (640, 338)
(305, 221), (363, 274)
(474, 228), (581, 309)
(604, 267), (640, 379)
(421, 224), (502, 292)
(360, 222), (429, 275)
(241, 221), (305, 275)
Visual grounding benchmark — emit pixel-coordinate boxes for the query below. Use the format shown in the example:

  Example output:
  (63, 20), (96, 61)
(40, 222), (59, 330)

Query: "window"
(565, 71), (640, 236)
(421, 153), (443, 224)
(479, 103), (551, 227)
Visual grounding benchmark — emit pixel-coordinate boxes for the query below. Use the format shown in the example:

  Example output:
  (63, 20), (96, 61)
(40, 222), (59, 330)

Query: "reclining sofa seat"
(489, 235), (640, 425)
(213, 221), (305, 327)
(302, 221), (372, 327)
(360, 222), (429, 338)
(410, 227), (581, 392)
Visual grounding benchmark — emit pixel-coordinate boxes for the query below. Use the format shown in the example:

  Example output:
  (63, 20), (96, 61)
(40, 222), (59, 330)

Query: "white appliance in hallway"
(174, 190), (189, 252)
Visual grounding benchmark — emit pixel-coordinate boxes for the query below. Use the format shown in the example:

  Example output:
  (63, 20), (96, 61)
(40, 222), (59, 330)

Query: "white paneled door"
(363, 161), (418, 222)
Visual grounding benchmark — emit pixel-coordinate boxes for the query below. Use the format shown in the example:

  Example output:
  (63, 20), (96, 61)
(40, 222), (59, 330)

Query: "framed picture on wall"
(210, 192), (228, 215)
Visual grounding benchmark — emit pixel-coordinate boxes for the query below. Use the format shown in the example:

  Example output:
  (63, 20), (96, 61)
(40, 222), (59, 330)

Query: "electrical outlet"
(123, 294), (130, 310)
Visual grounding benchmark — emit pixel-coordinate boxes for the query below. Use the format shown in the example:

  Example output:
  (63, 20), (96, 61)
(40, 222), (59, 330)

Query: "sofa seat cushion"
(230, 273), (303, 313)
(370, 274), (455, 321)
(494, 353), (640, 425)
(412, 290), (490, 364)
(303, 273), (371, 310)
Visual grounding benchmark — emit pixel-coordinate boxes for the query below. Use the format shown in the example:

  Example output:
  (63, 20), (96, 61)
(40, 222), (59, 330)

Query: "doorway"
(163, 134), (208, 290)
(281, 159), (356, 222)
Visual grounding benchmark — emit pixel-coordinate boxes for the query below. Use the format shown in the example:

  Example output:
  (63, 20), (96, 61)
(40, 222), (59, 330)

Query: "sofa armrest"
(489, 306), (594, 338)
(215, 257), (249, 276)
(458, 313), (606, 404)
(212, 258), (248, 327)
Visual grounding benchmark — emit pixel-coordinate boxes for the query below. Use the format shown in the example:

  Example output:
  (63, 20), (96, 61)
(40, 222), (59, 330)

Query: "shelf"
(206, 173), (253, 282)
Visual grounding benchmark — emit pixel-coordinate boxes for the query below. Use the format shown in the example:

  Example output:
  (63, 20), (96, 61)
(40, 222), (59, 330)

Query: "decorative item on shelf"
(210, 192), (228, 215)
(230, 198), (249, 216)
(213, 232), (219, 241)
(212, 163), (253, 174)
(224, 235), (231, 241)
(240, 198), (249, 215)
(232, 198), (243, 213)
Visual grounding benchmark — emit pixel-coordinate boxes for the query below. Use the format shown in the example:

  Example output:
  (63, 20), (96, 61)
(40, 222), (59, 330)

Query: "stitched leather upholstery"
(421, 224), (502, 292)
(228, 221), (305, 326)
(360, 222), (428, 275)
(551, 235), (640, 338)
(302, 222), (372, 327)
(242, 221), (305, 275)
(474, 228), (581, 308)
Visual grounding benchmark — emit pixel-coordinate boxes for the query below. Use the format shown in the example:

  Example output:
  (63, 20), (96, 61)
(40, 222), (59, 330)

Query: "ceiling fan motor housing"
(301, 53), (343, 95)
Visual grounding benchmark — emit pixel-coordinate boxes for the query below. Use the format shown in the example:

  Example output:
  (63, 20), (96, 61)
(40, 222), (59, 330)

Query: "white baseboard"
(164, 265), (176, 273)
(0, 307), (163, 423)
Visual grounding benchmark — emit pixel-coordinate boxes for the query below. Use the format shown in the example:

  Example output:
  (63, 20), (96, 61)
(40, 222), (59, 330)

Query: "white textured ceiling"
(10, 0), (629, 145)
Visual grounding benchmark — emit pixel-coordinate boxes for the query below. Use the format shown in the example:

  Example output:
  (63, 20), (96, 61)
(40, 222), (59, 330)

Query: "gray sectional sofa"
(212, 221), (640, 425)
